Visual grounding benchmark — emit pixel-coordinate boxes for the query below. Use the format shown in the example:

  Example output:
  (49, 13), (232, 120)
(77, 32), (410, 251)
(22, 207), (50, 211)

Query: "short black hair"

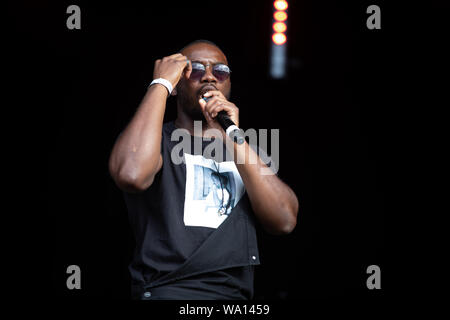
(179, 39), (222, 53)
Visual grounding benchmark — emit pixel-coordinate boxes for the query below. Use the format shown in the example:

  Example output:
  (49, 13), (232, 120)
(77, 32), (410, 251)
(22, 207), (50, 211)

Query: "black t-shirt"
(124, 121), (260, 300)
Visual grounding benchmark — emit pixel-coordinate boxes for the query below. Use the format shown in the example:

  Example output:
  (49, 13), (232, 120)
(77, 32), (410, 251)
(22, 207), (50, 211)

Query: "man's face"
(177, 43), (231, 121)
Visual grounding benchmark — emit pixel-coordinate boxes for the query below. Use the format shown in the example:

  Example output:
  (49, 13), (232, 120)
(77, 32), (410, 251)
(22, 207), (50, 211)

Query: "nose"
(200, 65), (217, 83)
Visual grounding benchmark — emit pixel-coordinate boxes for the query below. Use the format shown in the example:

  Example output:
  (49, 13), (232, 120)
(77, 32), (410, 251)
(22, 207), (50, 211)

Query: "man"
(108, 40), (299, 300)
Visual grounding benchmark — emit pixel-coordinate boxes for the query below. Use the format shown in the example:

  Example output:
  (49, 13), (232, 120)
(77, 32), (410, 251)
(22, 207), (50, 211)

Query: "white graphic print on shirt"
(183, 153), (245, 229)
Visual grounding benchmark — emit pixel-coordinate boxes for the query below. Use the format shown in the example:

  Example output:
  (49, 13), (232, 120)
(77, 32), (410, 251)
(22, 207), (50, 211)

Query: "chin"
(192, 114), (207, 122)
(187, 107), (206, 122)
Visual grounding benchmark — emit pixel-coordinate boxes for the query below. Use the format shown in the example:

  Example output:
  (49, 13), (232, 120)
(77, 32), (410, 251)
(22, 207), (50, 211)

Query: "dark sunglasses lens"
(190, 63), (205, 81)
(213, 70), (230, 81)
(213, 65), (230, 81)
(190, 68), (204, 81)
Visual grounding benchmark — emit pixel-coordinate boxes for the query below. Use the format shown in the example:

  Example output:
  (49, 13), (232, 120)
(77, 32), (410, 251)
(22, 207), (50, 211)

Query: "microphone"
(203, 96), (245, 144)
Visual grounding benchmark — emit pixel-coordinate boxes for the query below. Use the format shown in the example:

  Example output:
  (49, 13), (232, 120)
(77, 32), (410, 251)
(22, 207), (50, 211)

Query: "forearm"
(109, 84), (168, 191)
(227, 139), (299, 235)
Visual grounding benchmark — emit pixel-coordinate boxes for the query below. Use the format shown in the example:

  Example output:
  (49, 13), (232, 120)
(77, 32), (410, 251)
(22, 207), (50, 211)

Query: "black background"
(9, 0), (390, 300)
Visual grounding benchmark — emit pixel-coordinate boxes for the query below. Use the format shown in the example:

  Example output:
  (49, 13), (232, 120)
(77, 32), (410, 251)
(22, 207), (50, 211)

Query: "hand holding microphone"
(199, 91), (245, 144)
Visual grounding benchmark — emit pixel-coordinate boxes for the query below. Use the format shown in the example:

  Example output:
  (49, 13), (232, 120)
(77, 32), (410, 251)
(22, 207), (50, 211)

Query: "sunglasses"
(189, 62), (231, 82)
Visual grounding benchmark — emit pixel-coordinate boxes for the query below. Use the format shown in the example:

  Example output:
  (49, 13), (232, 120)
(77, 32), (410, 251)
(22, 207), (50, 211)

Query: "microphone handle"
(217, 111), (245, 145)
(216, 111), (235, 129)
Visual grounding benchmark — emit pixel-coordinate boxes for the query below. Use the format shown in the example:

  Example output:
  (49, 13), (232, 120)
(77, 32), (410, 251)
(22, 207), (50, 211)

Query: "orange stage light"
(273, 22), (287, 33)
(272, 33), (287, 45)
(274, 1), (288, 11)
(274, 11), (288, 22)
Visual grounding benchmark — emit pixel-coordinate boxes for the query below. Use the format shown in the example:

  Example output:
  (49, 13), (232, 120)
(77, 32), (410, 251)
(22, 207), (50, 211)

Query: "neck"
(174, 105), (216, 138)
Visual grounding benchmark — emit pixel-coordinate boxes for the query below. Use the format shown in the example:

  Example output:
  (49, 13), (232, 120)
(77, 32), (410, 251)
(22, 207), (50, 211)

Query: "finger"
(167, 55), (190, 79)
(208, 100), (231, 118)
(167, 53), (184, 58)
(210, 104), (230, 118)
(172, 56), (189, 64)
(205, 98), (223, 115)
(212, 103), (236, 118)
(199, 98), (213, 123)
(172, 54), (188, 62)
(174, 54), (187, 60)
(199, 97), (210, 115)
(205, 108), (213, 123)
(170, 55), (191, 76)
(205, 97), (229, 114)
(203, 90), (226, 99)
(164, 54), (187, 64)
(161, 54), (182, 62)
(203, 94), (226, 103)
(184, 59), (192, 79)
(209, 105), (224, 118)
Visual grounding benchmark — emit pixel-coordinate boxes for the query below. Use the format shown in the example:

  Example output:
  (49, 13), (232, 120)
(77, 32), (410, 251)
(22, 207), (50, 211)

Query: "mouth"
(198, 85), (217, 98)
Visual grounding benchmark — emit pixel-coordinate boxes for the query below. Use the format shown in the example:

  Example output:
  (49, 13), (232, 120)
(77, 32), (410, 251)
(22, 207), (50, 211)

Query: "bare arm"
(109, 53), (191, 192)
(108, 84), (167, 192)
(231, 141), (299, 235)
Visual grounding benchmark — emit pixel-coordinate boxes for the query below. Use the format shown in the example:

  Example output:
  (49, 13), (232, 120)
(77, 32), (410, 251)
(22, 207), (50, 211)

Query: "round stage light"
(274, 1), (288, 11)
(272, 32), (287, 45)
(274, 11), (288, 22)
(273, 22), (287, 33)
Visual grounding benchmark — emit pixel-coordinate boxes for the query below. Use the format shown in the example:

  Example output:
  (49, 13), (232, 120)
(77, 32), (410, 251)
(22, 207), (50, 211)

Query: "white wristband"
(149, 78), (173, 95)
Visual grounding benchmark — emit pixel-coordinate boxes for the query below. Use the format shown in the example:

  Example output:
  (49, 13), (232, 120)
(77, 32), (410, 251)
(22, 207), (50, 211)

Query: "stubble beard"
(177, 87), (207, 122)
